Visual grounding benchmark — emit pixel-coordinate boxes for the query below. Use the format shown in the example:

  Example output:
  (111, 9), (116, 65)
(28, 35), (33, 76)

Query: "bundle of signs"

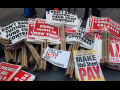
(0, 10), (120, 81)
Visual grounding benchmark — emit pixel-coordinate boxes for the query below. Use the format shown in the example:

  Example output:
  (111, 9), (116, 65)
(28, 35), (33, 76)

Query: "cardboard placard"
(1, 21), (28, 45)
(109, 38), (120, 63)
(11, 70), (35, 81)
(32, 18), (60, 42)
(42, 46), (71, 68)
(73, 50), (105, 81)
(46, 10), (79, 27)
(0, 62), (21, 81)
(66, 27), (94, 49)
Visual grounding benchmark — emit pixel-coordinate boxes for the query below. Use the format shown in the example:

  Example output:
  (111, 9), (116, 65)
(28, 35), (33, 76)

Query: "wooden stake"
(102, 33), (105, 63)
(53, 44), (60, 71)
(4, 47), (8, 63)
(24, 39), (41, 69)
(16, 49), (22, 65)
(105, 32), (108, 63)
(65, 44), (73, 76)
(12, 49), (17, 63)
(107, 32), (110, 63)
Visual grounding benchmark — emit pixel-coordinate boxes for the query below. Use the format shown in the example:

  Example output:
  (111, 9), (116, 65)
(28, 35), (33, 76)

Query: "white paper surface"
(42, 46), (71, 68)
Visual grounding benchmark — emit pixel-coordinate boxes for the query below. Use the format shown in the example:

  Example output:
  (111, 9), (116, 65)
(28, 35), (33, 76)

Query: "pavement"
(0, 8), (120, 81)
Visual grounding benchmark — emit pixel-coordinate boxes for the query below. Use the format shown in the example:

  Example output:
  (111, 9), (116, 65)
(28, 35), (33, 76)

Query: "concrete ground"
(0, 8), (120, 81)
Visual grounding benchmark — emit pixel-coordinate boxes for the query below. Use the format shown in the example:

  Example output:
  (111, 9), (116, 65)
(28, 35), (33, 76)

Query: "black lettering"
(83, 56), (87, 62)
(22, 32), (25, 35)
(15, 34), (20, 38)
(12, 31), (16, 35)
(76, 57), (83, 62)
(18, 25), (21, 28)
(6, 35), (8, 38)
(12, 36), (15, 40)
(8, 33), (12, 36)
(1, 28), (5, 32)
(92, 55), (96, 60)
(87, 56), (92, 61)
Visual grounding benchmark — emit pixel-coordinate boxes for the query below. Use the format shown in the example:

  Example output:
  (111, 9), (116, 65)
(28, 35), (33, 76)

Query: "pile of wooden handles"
(24, 39), (41, 70)
(65, 42), (80, 78)
(60, 24), (66, 51)
(16, 49), (22, 65)
(21, 43), (28, 71)
(29, 45), (39, 65)
(4, 47), (13, 63)
(39, 39), (49, 71)
(102, 32), (110, 64)
(53, 44), (60, 71)
(0, 37), (11, 47)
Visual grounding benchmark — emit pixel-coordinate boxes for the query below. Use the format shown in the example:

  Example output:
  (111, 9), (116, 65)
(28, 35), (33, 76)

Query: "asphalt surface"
(0, 8), (120, 81)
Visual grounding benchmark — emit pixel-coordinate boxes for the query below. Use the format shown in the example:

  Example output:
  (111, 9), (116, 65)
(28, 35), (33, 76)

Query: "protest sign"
(1, 21), (28, 45)
(66, 27), (94, 49)
(46, 10), (79, 28)
(73, 50), (105, 81)
(93, 35), (102, 63)
(42, 46), (71, 68)
(0, 62), (21, 81)
(27, 18), (35, 42)
(85, 16), (120, 40)
(32, 18), (60, 43)
(11, 70), (35, 81)
(109, 38), (120, 63)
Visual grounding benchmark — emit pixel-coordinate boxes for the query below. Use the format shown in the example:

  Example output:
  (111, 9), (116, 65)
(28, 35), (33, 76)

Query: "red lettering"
(51, 53), (54, 58)
(110, 44), (115, 57)
(78, 68), (86, 81)
(87, 67), (96, 80)
(115, 44), (119, 57)
(92, 66), (100, 79)
(46, 51), (50, 56)
(54, 55), (58, 59)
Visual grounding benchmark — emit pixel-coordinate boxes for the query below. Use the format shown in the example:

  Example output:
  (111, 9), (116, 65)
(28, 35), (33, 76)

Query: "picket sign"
(42, 46), (71, 68)
(85, 15), (120, 40)
(66, 27), (94, 49)
(93, 35), (102, 63)
(11, 70), (35, 81)
(0, 62), (21, 81)
(109, 38), (120, 63)
(73, 50), (105, 81)
(1, 21), (28, 45)
(46, 10), (79, 28)
(27, 18), (36, 42)
(31, 18), (60, 43)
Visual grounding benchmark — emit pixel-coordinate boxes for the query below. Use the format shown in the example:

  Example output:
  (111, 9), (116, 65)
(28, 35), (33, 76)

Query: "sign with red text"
(109, 38), (120, 63)
(11, 70), (35, 81)
(27, 18), (35, 42)
(32, 18), (60, 42)
(73, 50), (105, 81)
(85, 15), (120, 39)
(0, 62), (21, 81)
(42, 46), (71, 68)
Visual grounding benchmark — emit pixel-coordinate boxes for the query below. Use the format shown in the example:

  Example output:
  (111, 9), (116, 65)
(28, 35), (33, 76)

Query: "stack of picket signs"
(0, 62), (35, 81)
(85, 15), (120, 71)
(46, 10), (82, 36)
(1, 10), (120, 81)
(85, 15), (120, 40)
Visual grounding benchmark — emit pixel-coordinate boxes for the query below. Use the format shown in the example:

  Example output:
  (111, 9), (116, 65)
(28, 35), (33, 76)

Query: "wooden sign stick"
(53, 44), (60, 71)
(16, 49), (22, 65)
(24, 39), (41, 69)
(105, 32), (108, 63)
(102, 33), (105, 63)
(4, 47), (9, 63)
(65, 44), (73, 76)
(107, 32), (110, 63)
